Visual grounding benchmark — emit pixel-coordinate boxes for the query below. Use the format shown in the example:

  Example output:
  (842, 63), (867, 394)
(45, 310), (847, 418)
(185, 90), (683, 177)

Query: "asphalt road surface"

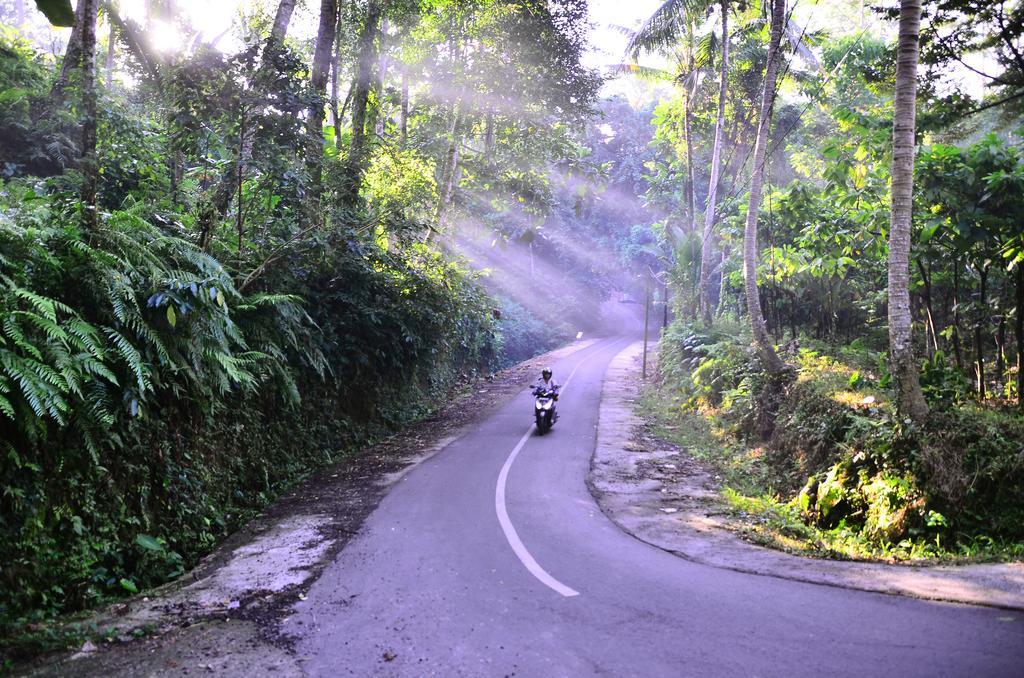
(290, 337), (1024, 677)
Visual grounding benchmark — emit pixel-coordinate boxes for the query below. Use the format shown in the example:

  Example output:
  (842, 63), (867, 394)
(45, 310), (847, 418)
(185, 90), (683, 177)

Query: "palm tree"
(741, 0), (786, 374)
(619, 22), (709, 232)
(629, 0), (731, 327)
(699, 1), (729, 327)
(888, 0), (929, 421)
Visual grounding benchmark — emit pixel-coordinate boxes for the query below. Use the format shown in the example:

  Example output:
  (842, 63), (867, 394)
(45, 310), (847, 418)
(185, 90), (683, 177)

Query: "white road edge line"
(495, 428), (577, 596)
(494, 338), (630, 598)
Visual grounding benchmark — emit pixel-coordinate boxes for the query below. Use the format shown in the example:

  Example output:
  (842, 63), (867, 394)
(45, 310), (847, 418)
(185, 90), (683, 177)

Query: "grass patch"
(640, 389), (772, 498)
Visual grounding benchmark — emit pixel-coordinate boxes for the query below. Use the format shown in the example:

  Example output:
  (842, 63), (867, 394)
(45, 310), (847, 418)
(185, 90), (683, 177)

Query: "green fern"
(0, 190), (331, 513)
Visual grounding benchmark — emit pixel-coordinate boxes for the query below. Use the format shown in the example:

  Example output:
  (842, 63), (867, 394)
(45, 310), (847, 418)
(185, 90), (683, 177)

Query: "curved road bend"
(290, 337), (1024, 677)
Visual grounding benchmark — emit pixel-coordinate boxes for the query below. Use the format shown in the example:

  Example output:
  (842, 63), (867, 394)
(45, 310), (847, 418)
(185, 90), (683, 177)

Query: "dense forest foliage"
(633, 0), (1024, 561)
(0, 0), (623, 642)
(3, 0), (1024, 657)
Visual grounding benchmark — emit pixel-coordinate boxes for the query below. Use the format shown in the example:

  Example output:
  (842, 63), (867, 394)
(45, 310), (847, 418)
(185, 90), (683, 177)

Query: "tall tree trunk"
(236, 113), (246, 271)
(271, 0), (297, 42)
(104, 4), (116, 89)
(741, 0), (786, 374)
(329, 11), (342, 143)
(196, 0), (297, 248)
(342, 0), (384, 206)
(952, 261), (964, 369)
(330, 7), (343, 151)
(683, 85), (698, 319)
(341, 0), (383, 200)
(717, 247), (727, 316)
(374, 19), (389, 138)
(79, 0), (99, 232)
(435, 104), (462, 231)
(663, 280), (670, 329)
(683, 86), (697, 235)
(1016, 264), (1023, 406)
(788, 290), (798, 340)
(699, 0), (729, 327)
(975, 264), (988, 399)
(997, 312), (1007, 392)
(484, 109), (494, 156)
(916, 258), (939, 355)
(887, 0), (928, 422)
(400, 67), (409, 146)
(305, 0), (340, 226)
(52, 0), (100, 101)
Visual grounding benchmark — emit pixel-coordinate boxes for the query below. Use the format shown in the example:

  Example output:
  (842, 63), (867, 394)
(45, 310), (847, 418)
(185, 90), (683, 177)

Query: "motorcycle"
(533, 387), (558, 434)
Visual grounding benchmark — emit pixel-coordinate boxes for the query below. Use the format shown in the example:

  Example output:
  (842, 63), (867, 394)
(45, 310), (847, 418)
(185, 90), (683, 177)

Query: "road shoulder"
(589, 341), (1024, 611)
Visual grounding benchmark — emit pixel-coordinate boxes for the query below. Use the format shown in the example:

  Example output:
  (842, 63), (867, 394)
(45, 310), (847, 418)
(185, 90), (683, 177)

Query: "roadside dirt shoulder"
(22, 340), (598, 677)
(589, 341), (1024, 612)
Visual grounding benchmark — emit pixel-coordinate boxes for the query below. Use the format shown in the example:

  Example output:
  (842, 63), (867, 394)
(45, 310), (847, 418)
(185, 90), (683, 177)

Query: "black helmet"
(542, 368), (552, 378)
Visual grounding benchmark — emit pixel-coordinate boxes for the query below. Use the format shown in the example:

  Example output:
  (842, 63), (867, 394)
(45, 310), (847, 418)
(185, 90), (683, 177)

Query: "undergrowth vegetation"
(649, 319), (1024, 562)
(0, 180), (501, 646)
(492, 297), (570, 369)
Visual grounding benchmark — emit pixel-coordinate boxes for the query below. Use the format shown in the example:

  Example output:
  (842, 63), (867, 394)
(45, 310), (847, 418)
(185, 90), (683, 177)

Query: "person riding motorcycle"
(533, 368), (560, 421)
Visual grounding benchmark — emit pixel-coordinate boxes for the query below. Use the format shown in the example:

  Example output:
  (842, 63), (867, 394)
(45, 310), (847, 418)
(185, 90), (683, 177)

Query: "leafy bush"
(918, 350), (971, 406)
(659, 319), (753, 409)
(771, 379), (854, 479)
(0, 31), (76, 178)
(655, 318), (1024, 558)
(919, 406), (1024, 535)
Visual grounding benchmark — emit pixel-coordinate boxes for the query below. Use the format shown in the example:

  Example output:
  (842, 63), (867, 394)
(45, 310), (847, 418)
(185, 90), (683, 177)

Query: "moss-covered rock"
(860, 472), (926, 543)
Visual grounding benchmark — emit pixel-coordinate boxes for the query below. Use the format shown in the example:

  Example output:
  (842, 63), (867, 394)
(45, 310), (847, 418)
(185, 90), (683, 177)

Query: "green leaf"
(166, 305), (176, 328)
(119, 578), (139, 594)
(135, 534), (163, 551)
(919, 221), (942, 244)
(33, 0), (75, 27)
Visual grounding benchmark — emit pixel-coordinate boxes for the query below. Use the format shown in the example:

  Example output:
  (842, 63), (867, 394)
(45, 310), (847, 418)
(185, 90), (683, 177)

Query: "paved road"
(290, 337), (1024, 677)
